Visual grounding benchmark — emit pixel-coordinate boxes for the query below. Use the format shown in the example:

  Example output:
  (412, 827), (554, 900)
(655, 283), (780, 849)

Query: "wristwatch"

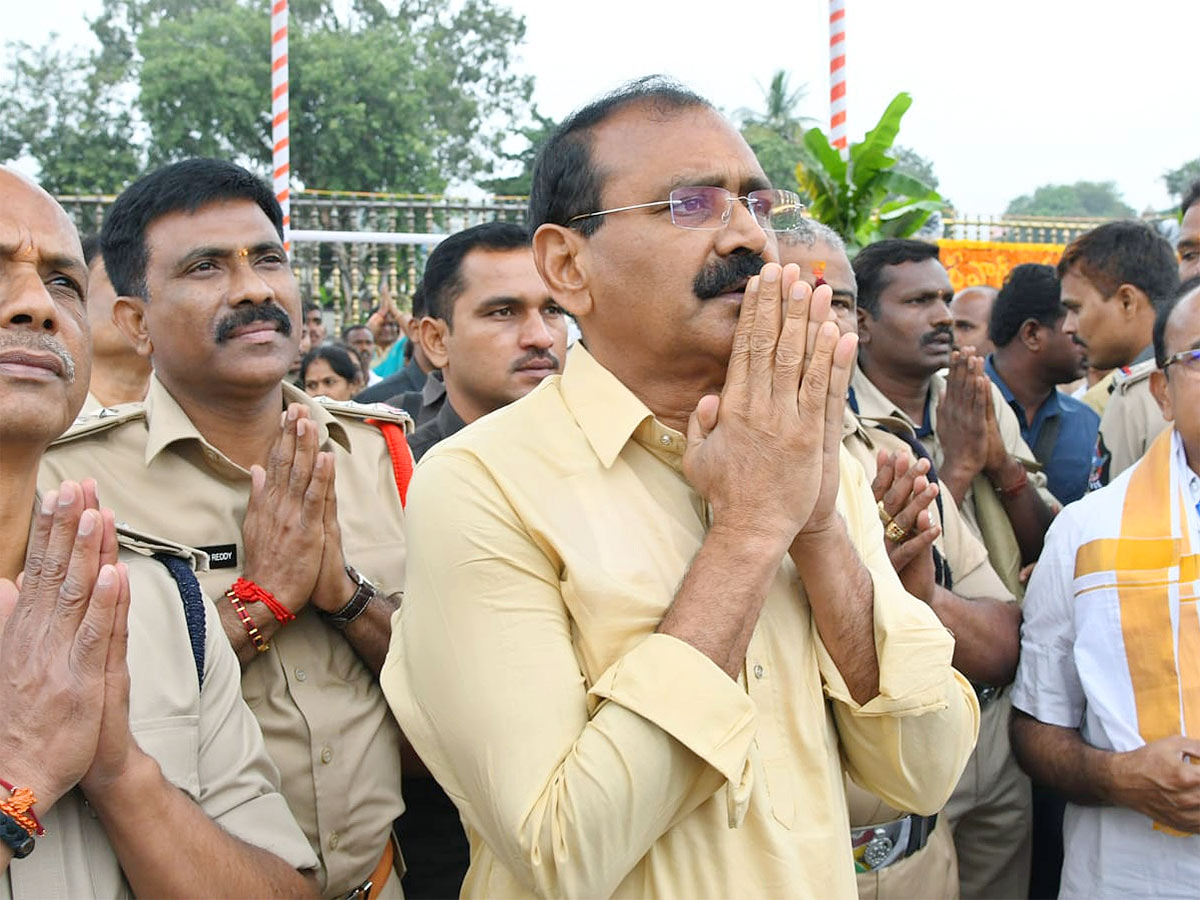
(320, 565), (378, 630)
(0, 811), (34, 859)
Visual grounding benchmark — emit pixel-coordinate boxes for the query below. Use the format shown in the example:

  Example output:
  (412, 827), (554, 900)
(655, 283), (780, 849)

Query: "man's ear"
(856, 306), (871, 345)
(1149, 369), (1173, 421)
(112, 297), (153, 358)
(1115, 283), (1147, 320)
(532, 223), (592, 320)
(1020, 319), (1042, 352)
(419, 316), (450, 370)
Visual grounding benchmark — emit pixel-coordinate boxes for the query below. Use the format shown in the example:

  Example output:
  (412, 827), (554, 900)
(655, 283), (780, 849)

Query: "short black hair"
(1056, 220), (1179, 308)
(101, 158), (283, 299)
(1182, 180), (1200, 218)
(851, 239), (941, 318)
(81, 233), (102, 268)
(989, 264), (1064, 347)
(528, 76), (712, 237)
(300, 342), (361, 385)
(341, 322), (372, 341)
(423, 222), (530, 325)
(410, 281), (427, 319)
(303, 301), (320, 319)
(1154, 276), (1200, 370)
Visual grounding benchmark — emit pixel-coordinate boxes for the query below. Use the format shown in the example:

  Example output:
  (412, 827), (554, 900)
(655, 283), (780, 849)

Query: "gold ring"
(877, 501), (894, 526)
(885, 520), (908, 543)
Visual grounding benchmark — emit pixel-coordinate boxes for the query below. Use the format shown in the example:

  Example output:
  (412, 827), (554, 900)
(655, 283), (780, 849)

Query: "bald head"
(950, 285), (997, 356)
(1, 166), (91, 447)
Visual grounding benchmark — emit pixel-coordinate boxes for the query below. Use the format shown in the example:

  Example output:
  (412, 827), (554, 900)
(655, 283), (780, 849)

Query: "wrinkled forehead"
(778, 239), (856, 292)
(0, 170), (84, 267)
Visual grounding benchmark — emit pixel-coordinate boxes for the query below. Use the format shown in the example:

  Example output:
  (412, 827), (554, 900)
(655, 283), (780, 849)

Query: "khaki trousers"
(943, 694), (1032, 899)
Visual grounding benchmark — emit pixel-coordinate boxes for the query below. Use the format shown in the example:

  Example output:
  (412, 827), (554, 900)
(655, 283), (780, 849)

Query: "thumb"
(688, 394), (720, 446)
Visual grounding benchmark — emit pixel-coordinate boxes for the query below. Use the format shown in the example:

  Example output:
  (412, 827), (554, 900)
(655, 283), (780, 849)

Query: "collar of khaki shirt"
(850, 364), (944, 436)
(561, 344), (688, 470)
(142, 373), (351, 468)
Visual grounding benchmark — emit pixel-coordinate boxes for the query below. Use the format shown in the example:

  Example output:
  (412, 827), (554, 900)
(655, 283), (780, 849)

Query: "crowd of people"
(1, 74), (1199, 899)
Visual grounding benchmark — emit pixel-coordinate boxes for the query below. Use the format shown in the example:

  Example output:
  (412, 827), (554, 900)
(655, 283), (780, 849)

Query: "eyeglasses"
(568, 186), (805, 232)
(1162, 347), (1200, 374)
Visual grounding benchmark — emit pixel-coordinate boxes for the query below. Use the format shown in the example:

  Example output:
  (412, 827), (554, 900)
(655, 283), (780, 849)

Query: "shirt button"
(320, 746), (333, 764)
(328, 831), (340, 850)
(659, 434), (671, 446)
(753, 664), (765, 679)
(295, 668), (307, 682)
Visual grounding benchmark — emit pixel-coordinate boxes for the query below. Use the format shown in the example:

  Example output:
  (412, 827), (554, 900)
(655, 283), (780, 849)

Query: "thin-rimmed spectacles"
(1162, 347), (1200, 375)
(568, 186), (804, 232)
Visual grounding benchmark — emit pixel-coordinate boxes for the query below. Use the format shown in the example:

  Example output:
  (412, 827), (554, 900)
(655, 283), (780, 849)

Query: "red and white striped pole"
(829, 0), (847, 157)
(270, 0), (290, 249)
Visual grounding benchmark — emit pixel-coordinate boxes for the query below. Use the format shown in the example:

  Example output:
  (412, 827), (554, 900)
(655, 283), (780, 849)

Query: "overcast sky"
(7, 0), (1199, 216)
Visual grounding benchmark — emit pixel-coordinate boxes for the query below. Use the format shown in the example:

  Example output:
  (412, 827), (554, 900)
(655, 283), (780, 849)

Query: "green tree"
(479, 107), (557, 196)
(5, 0), (534, 194)
(793, 92), (942, 252)
(739, 71), (812, 193)
(1164, 157), (1200, 200)
(1005, 181), (1134, 218)
(0, 41), (143, 194)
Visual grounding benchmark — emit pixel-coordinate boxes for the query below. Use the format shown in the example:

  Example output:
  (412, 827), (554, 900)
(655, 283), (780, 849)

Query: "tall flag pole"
(271, 0), (291, 250)
(829, 0), (848, 158)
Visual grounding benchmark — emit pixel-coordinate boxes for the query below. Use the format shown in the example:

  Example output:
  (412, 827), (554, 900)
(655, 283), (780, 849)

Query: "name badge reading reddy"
(199, 544), (239, 569)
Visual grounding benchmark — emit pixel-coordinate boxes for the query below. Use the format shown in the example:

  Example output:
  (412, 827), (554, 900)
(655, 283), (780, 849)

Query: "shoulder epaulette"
(313, 396), (413, 431)
(116, 522), (207, 571)
(51, 403), (147, 446)
(1113, 359), (1157, 392)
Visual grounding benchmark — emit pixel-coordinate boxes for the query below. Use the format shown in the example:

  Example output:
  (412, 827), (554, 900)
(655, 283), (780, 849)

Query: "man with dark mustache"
(405, 222), (568, 466)
(39, 159), (411, 899)
(849, 238), (1056, 899)
(382, 78), (977, 899)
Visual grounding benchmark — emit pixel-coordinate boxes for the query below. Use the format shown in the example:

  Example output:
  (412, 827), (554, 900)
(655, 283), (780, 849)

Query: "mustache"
(922, 326), (954, 347)
(693, 250), (768, 301)
(213, 302), (293, 343)
(0, 331), (77, 381)
(509, 349), (560, 373)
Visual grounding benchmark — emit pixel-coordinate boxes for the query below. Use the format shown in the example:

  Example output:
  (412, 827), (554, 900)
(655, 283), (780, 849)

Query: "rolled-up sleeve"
(382, 451), (756, 899)
(820, 452), (980, 815)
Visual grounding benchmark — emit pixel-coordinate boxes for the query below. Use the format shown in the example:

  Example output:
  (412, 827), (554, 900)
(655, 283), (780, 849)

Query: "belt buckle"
(974, 683), (1000, 706)
(341, 879), (373, 900)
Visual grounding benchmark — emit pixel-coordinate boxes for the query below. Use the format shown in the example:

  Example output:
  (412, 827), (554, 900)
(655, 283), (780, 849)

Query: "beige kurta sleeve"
(382, 450), (757, 899)
(818, 451), (980, 815)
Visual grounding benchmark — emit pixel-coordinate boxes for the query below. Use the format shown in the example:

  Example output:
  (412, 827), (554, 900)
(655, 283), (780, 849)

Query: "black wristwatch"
(0, 810), (34, 859)
(319, 565), (378, 630)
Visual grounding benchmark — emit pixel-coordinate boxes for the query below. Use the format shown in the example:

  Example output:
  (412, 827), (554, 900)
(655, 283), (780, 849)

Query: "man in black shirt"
(407, 222), (569, 462)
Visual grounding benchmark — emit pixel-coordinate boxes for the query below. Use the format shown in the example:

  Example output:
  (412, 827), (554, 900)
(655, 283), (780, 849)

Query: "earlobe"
(532, 224), (592, 319)
(1149, 370), (1173, 421)
(419, 317), (450, 370)
(111, 297), (153, 358)
(855, 307), (871, 345)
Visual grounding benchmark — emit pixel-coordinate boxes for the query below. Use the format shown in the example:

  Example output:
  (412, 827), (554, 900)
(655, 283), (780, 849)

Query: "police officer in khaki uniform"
(0, 166), (317, 897)
(781, 228), (1028, 899)
(1056, 220), (1179, 490)
(38, 160), (409, 898)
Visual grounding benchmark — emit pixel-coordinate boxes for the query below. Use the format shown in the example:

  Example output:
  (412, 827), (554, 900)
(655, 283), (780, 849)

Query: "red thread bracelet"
(0, 780), (43, 836)
(229, 577), (296, 624)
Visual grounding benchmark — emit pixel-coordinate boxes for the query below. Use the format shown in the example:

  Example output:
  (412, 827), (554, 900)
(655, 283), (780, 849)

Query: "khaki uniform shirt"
(850, 366), (1057, 599)
(382, 345), (979, 900)
(2, 527), (316, 899)
(1097, 360), (1167, 484)
(1080, 371), (1116, 417)
(39, 376), (408, 896)
(841, 412), (1012, 899)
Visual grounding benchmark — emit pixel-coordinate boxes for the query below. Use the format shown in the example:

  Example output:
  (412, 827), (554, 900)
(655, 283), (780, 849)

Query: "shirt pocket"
(132, 716), (201, 801)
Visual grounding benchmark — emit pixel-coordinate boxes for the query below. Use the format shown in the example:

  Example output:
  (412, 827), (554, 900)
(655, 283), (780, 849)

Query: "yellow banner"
(937, 240), (1065, 292)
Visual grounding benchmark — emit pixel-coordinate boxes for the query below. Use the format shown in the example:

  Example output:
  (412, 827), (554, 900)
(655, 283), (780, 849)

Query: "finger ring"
(885, 520), (908, 543)
(877, 501), (894, 526)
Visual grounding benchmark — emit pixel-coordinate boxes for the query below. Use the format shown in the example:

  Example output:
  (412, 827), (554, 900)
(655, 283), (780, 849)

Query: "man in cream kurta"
(384, 85), (978, 899)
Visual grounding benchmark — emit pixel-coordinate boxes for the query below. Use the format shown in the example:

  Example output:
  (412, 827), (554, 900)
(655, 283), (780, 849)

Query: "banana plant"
(794, 92), (943, 253)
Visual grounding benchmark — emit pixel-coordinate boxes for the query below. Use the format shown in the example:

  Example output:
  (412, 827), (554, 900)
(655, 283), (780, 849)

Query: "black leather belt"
(974, 682), (1003, 707)
(851, 812), (938, 873)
